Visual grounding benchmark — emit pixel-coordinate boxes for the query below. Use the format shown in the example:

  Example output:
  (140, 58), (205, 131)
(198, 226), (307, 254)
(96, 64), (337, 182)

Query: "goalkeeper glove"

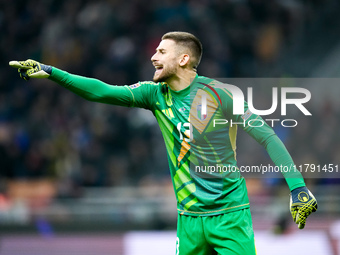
(290, 186), (317, 229)
(9, 59), (52, 81)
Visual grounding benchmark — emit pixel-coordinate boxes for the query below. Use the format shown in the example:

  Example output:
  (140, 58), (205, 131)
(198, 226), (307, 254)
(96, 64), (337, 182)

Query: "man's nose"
(151, 52), (158, 62)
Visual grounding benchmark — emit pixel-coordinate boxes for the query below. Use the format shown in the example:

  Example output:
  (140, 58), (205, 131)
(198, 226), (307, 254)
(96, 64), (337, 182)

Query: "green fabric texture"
(176, 209), (256, 255)
(49, 67), (305, 216)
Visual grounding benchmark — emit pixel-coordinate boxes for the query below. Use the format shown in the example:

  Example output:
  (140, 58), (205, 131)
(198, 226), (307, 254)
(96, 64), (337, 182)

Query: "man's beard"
(153, 64), (177, 83)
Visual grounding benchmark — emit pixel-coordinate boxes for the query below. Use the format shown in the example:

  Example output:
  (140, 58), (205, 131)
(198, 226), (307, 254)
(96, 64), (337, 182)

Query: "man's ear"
(179, 54), (190, 67)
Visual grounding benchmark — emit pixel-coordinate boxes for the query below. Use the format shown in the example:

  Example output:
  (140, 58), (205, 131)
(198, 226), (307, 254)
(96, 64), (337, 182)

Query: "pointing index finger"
(9, 61), (32, 69)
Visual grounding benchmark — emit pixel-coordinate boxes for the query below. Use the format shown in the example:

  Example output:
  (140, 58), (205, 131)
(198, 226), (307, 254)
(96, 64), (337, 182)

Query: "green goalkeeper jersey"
(49, 68), (305, 216)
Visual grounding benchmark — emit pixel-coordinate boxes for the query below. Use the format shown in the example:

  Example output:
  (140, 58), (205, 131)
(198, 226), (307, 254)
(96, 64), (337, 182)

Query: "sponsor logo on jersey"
(129, 83), (141, 89)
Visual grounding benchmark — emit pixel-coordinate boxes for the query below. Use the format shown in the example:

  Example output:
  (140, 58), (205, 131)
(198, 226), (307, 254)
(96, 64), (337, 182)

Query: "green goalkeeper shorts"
(176, 209), (256, 255)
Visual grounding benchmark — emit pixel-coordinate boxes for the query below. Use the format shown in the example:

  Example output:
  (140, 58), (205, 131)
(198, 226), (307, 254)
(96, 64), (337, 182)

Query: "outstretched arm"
(9, 59), (154, 109)
(49, 67), (133, 107)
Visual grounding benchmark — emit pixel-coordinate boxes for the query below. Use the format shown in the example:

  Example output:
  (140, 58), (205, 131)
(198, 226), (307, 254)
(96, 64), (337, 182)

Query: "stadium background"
(0, 0), (340, 254)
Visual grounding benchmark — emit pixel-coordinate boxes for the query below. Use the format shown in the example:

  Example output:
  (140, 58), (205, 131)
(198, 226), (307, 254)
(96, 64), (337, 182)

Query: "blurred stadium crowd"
(0, 0), (340, 202)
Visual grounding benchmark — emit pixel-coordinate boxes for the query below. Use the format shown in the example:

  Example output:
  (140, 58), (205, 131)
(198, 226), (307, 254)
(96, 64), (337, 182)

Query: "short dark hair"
(162, 31), (203, 69)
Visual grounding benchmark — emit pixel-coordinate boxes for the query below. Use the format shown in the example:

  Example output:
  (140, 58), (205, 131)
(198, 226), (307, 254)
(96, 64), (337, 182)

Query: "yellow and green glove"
(290, 186), (317, 229)
(9, 59), (52, 80)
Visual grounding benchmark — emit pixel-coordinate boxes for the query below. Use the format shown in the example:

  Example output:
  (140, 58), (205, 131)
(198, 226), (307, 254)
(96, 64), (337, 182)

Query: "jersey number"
(176, 122), (192, 142)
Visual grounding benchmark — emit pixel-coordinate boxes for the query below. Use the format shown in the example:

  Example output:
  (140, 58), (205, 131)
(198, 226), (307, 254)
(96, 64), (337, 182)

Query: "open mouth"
(154, 65), (163, 74)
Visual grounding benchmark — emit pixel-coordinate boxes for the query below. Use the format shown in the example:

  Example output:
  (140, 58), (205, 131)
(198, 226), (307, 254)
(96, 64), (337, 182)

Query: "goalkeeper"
(10, 31), (317, 255)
